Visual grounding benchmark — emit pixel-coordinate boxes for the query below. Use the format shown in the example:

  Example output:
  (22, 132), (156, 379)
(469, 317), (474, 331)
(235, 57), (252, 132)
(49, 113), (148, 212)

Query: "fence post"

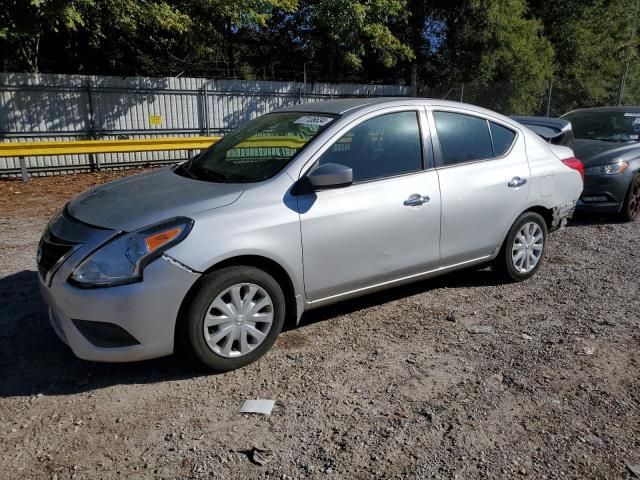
(546, 79), (554, 117)
(410, 65), (418, 97)
(19, 157), (29, 182)
(85, 80), (100, 171)
(303, 62), (307, 101)
(459, 83), (464, 102)
(202, 83), (210, 136)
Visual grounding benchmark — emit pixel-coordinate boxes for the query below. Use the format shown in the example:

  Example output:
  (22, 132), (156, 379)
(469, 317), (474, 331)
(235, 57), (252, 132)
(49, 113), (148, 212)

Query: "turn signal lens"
(144, 227), (182, 252)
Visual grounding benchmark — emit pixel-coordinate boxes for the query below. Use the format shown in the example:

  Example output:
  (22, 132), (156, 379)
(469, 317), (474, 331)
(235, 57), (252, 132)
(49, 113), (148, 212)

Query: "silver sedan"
(38, 98), (584, 371)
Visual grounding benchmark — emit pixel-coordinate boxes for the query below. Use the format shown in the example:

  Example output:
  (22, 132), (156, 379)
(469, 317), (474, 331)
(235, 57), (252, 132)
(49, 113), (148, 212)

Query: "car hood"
(67, 167), (247, 231)
(571, 139), (640, 167)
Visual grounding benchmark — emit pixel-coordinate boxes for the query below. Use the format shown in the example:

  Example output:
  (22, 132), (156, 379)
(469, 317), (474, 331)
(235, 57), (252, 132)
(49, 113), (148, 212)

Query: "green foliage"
(530, 0), (640, 104)
(0, 0), (94, 71)
(428, 0), (554, 113)
(478, 0), (555, 112)
(1, 0), (639, 111)
(308, 0), (414, 71)
(197, 0), (298, 27)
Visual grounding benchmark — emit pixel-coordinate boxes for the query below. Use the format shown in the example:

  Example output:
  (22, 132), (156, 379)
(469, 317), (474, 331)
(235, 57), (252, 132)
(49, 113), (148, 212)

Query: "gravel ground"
(0, 171), (639, 480)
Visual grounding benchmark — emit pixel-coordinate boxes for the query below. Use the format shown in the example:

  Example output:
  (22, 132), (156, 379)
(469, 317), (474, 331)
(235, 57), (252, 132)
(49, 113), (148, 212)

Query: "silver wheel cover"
(203, 283), (274, 358)
(511, 222), (544, 274)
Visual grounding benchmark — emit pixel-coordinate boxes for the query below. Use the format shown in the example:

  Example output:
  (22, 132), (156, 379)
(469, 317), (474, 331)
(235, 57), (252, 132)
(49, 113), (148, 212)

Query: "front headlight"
(70, 217), (193, 287)
(584, 161), (628, 176)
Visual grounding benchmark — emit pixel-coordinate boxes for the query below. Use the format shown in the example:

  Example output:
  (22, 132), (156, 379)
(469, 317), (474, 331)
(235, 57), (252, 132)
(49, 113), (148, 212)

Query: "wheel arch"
(522, 205), (554, 231)
(496, 205), (553, 256)
(174, 254), (300, 354)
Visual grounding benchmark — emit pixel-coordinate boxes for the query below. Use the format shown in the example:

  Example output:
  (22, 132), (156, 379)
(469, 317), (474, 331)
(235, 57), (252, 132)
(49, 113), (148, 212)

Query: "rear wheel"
(620, 174), (640, 222)
(495, 211), (548, 282)
(180, 266), (285, 372)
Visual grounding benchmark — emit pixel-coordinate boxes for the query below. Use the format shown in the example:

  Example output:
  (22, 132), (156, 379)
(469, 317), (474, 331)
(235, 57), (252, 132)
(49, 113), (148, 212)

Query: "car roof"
(277, 97), (516, 121)
(565, 105), (640, 115)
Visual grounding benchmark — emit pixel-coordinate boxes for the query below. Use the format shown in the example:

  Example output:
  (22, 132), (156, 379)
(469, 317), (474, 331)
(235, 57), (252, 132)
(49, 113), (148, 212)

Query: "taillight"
(561, 157), (584, 182)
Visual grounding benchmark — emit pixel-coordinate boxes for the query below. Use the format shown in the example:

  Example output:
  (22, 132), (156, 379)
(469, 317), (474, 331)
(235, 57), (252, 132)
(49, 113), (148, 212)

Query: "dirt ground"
(0, 170), (638, 480)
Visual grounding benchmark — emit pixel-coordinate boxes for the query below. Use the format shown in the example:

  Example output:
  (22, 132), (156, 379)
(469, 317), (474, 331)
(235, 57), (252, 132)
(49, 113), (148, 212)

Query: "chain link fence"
(422, 77), (638, 117)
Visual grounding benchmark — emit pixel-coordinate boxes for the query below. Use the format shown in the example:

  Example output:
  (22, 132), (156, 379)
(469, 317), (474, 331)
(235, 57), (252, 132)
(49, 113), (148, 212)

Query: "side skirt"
(304, 253), (496, 311)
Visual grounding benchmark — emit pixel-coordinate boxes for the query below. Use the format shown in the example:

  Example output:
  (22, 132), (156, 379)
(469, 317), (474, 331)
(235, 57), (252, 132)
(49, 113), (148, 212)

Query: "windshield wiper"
(175, 161), (229, 183)
(175, 161), (198, 179)
(196, 168), (229, 183)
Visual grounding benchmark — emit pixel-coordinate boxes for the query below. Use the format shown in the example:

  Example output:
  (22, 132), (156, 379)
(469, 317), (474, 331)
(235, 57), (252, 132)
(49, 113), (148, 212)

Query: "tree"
(530, 0), (640, 106)
(0, 0), (92, 72)
(168, 0), (297, 77)
(288, 0), (414, 81)
(426, 0), (554, 113)
(0, 0), (191, 75)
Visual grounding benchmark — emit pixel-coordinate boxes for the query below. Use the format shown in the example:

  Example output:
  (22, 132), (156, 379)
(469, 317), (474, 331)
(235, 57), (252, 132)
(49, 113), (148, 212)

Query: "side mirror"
(306, 163), (353, 190)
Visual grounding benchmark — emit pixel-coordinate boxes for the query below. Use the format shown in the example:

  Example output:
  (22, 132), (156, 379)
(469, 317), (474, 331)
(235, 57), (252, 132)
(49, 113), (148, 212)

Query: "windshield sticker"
(631, 134), (639, 140)
(624, 113), (640, 117)
(294, 115), (333, 126)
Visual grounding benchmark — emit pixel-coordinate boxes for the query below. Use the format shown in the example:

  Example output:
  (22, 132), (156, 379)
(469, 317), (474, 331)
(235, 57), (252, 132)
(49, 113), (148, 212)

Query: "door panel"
(298, 172), (441, 301)
(298, 108), (441, 302)
(430, 110), (530, 264)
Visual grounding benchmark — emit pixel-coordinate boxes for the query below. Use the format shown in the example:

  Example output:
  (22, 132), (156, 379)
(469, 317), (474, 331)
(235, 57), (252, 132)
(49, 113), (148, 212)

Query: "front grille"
(38, 234), (75, 279)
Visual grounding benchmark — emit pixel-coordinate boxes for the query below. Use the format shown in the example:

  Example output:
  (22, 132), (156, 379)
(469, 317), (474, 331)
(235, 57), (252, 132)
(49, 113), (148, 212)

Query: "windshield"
(178, 112), (338, 183)
(563, 111), (640, 142)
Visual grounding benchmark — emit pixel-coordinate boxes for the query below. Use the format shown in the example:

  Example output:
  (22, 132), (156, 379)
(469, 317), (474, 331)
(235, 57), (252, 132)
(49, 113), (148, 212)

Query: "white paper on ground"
(241, 399), (276, 415)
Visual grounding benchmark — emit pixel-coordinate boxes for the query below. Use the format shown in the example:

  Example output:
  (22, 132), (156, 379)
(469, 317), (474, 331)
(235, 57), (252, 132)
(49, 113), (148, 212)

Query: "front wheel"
(180, 266), (286, 372)
(620, 174), (640, 222)
(495, 211), (548, 282)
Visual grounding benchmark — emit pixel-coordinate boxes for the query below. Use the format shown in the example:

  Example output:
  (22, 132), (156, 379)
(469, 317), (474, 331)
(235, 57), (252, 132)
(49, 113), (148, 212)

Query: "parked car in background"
(38, 99), (583, 372)
(516, 108), (640, 221)
(562, 107), (640, 221)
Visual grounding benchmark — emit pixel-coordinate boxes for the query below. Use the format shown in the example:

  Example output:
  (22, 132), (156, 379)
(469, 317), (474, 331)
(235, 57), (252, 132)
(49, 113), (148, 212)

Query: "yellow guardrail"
(0, 136), (221, 158)
(0, 134), (323, 180)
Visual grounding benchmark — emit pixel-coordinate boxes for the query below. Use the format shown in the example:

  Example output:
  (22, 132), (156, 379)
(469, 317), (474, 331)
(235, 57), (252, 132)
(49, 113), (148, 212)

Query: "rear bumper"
(39, 256), (200, 362)
(551, 201), (576, 231)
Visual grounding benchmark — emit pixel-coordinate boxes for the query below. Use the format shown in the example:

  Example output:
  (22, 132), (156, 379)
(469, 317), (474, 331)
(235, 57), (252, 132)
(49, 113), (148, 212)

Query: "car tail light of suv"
(561, 157), (584, 182)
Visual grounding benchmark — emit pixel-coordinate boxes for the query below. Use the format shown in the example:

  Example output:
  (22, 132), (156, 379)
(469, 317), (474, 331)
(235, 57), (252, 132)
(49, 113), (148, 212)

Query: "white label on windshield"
(624, 113), (640, 117)
(631, 134), (639, 140)
(294, 115), (333, 126)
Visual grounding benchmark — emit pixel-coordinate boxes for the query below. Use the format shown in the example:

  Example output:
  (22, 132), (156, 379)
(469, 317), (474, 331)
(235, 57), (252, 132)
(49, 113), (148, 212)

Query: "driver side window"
(317, 111), (423, 183)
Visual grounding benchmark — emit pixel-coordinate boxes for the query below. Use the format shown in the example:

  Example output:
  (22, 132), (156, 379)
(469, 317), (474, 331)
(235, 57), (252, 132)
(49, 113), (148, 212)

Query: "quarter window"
(317, 111), (423, 182)
(489, 122), (516, 156)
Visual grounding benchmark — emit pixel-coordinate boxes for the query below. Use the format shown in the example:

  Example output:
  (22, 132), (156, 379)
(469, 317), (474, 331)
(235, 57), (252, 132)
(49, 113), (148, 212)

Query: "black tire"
(620, 174), (640, 222)
(180, 266), (285, 372)
(494, 211), (548, 282)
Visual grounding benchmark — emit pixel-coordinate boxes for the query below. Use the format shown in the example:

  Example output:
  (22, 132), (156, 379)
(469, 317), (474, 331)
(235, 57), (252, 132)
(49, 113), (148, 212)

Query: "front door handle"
(508, 177), (528, 188)
(404, 194), (430, 207)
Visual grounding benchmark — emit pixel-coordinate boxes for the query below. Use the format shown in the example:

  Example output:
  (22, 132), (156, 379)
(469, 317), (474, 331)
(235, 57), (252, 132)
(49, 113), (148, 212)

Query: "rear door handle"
(404, 194), (430, 207)
(508, 177), (528, 188)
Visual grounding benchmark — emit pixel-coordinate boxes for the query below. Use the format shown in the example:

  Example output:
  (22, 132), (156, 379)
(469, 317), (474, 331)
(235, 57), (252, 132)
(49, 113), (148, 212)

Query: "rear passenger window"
(490, 122), (516, 156)
(433, 112), (493, 165)
(317, 111), (423, 182)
